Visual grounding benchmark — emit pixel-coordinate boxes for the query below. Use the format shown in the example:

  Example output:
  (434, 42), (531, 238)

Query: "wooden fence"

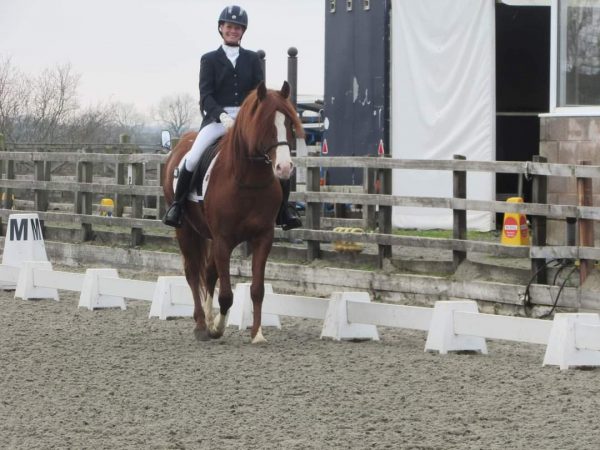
(0, 143), (598, 285)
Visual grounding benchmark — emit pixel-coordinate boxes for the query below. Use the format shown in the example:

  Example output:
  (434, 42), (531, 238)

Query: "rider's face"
(220, 22), (244, 45)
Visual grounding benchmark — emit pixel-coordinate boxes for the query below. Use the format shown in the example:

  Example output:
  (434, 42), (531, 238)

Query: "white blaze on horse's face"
(273, 111), (294, 180)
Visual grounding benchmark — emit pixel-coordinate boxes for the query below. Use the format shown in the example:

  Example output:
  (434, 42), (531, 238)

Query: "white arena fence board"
(0, 264), (19, 283)
(575, 323), (600, 352)
(263, 293), (329, 320)
(346, 301), (432, 331)
(97, 276), (155, 302)
(5, 259), (600, 369)
(453, 311), (552, 345)
(33, 268), (84, 292)
(170, 283), (194, 306)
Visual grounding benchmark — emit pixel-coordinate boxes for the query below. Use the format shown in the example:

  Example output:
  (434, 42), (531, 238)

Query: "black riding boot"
(276, 179), (302, 231)
(163, 166), (194, 228)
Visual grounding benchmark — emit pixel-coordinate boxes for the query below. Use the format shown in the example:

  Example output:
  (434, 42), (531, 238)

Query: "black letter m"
(9, 218), (27, 241)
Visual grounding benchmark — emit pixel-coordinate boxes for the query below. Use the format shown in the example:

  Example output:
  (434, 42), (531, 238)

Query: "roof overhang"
(497, 0), (551, 6)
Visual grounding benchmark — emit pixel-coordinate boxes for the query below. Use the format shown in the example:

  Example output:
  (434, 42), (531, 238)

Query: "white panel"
(575, 323), (600, 352)
(97, 276), (155, 302)
(171, 283), (194, 306)
(263, 293), (329, 320)
(33, 268), (84, 292)
(0, 264), (20, 283)
(346, 301), (432, 331)
(453, 311), (552, 345)
(391, 0), (495, 230)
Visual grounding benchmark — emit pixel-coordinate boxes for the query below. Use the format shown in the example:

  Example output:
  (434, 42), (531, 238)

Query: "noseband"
(248, 141), (289, 165)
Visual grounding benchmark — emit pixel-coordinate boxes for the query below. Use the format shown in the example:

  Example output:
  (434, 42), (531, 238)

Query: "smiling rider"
(163, 5), (302, 231)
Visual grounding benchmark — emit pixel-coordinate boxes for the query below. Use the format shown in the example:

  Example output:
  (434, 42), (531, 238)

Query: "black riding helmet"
(218, 5), (248, 33)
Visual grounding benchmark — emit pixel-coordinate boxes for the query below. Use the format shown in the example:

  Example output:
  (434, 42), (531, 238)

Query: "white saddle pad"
(172, 154), (219, 203)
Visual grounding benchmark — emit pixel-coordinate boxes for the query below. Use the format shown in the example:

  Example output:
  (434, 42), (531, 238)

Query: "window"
(551, 0), (600, 113)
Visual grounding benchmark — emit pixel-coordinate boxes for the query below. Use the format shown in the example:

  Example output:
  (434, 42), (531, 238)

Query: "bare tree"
(0, 56), (29, 142)
(155, 93), (198, 137)
(110, 101), (146, 137)
(0, 59), (153, 145)
(62, 104), (114, 143)
(29, 63), (80, 142)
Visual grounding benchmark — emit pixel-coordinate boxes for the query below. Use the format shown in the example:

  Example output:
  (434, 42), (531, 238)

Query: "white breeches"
(183, 106), (240, 172)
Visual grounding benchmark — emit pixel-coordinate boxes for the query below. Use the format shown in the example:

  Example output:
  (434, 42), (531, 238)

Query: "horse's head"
(229, 81), (305, 180)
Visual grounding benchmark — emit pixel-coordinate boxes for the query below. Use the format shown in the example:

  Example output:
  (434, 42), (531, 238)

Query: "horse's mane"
(219, 86), (305, 175)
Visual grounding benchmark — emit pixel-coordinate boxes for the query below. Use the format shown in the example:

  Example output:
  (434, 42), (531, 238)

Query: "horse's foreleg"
(201, 255), (218, 330)
(209, 240), (234, 339)
(249, 234), (273, 344)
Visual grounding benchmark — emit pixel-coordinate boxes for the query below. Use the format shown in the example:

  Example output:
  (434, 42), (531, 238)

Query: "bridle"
(245, 138), (291, 165)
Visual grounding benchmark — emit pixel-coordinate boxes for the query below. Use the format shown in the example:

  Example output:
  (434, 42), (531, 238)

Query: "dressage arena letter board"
(9, 217), (43, 241)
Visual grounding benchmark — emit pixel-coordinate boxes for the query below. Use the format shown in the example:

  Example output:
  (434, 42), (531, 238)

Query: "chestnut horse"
(163, 81), (304, 343)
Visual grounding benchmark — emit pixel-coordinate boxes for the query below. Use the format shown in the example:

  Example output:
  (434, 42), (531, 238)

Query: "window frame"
(548, 0), (600, 115)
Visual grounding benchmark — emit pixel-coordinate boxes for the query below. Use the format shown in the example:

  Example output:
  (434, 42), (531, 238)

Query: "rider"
(163, 5), (302, 231)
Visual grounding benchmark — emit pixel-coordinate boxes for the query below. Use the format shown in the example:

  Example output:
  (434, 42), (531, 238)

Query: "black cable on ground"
(522, 258), (566, 317)
(539, 264), (579, 319)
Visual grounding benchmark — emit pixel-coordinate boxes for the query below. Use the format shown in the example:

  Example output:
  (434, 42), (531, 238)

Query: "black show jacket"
(199, 46), (264, 129)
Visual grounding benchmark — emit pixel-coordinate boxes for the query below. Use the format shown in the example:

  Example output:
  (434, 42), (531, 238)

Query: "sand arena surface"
(1, 283), (600, 449)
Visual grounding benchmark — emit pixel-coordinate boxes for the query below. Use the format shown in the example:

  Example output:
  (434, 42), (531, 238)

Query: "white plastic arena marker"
(227, 283), (281, 330)
(14, 260), (59, 301)
(424, 300), (488, 355)
(78, 268), (125, 310)
(0, 213), (49, 289)
(543, 313), (600, 370)
(320, 292), (379, 341)
(149, 276), (193, 320)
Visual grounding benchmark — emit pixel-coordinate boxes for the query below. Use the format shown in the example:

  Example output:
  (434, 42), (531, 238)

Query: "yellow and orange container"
(501, 197), (529, 246)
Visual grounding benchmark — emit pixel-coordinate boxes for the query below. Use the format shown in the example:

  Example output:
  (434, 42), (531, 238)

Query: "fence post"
(157, 161), (166, 219)
(77, 159), (94, 241)
(287, 47), (298, 107)
(257, 50), (266, 84)
(0, 134), (3, 233)
(577, 160), (594, 284)
(114, 135), (131, 217)
(365, 167), (377, 229)
(129, 163), (144, 246)
(530, 155), (548, 284)
(306, 152), (321, 260)
(453, 154), (467, 269)
(377, 165), (392, 268)
(34, 160), (49, 211)
(114, 163), (126, 217)
(1, 134), (14, 210)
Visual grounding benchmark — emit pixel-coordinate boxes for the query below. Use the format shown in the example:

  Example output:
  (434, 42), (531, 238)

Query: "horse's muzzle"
(275, 160), (294, 180)
(274, 144), (294, 179)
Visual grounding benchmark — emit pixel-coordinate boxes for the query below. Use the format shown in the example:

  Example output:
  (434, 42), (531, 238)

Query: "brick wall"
(539, 116), (600, 245)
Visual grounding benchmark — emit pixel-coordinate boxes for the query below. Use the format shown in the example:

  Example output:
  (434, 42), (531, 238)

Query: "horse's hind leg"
(180, 244), (210, 341)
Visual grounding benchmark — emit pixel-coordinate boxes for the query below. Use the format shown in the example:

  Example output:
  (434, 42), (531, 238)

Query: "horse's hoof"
(208, 329), (223, 339)
(251, 327), (267, 344)
(194, 328), (211, 342)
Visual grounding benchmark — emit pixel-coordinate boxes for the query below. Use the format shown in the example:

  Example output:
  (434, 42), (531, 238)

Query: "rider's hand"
(219, 112), (235, 130)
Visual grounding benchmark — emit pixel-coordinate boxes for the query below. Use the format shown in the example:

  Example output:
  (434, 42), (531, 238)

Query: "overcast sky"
(0, 0), (325, 116)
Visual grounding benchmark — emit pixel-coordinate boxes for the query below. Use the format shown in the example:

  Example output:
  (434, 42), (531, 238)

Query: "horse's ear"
(279, 81), (290, 99)
(257, 81), (267, 101)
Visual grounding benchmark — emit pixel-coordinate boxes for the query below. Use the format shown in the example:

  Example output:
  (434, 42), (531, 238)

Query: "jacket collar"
(216, 45), (246, 68)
